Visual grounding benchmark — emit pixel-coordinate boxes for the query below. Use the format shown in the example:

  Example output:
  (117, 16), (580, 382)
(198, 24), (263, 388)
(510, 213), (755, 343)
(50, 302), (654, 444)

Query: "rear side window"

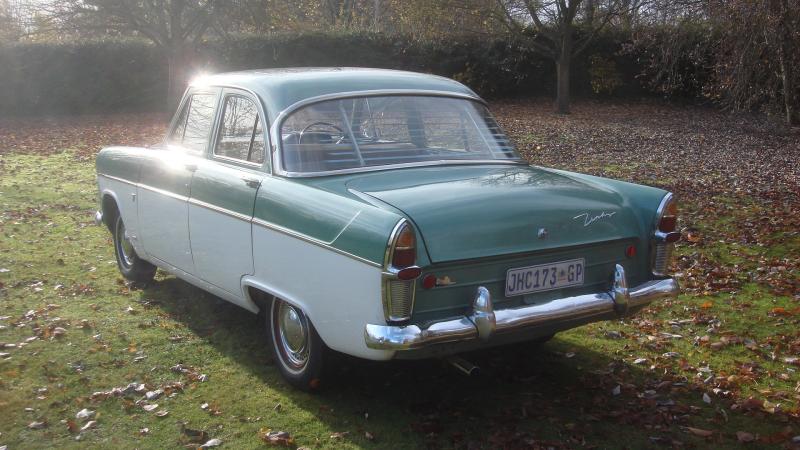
(214, 95), (265, 164)
(169, 93), (217, 152)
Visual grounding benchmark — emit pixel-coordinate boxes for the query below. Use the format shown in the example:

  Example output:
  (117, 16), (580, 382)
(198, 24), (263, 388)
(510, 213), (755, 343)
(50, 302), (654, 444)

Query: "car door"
(187, 90), (267, 295)
(138, 89), (220, 274)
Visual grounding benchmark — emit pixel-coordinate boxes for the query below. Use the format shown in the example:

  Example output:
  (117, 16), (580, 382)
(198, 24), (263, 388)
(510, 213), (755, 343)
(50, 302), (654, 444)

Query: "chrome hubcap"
(276, 302), (308, 368)
(117, 221), (135, 267)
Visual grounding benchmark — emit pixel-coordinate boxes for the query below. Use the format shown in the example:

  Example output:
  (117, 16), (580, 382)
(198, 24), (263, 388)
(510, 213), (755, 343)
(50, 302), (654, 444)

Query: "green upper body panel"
(191, 68), (479, 123)
(295, 164), (668, 264)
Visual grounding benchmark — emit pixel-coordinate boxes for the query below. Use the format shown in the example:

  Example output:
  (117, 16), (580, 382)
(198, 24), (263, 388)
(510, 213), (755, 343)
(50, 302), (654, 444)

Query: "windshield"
(279, 95), (520, 173)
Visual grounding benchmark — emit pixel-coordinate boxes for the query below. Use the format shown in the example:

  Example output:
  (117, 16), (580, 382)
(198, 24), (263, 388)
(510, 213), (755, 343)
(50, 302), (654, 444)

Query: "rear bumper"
(365, 264), (679, 351)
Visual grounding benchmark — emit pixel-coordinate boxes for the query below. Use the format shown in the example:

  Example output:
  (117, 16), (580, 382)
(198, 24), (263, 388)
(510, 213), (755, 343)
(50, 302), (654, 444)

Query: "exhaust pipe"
(444, 355), (480, 376)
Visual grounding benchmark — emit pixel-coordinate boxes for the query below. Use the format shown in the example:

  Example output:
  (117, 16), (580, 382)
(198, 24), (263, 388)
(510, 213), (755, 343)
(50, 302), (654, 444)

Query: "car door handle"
(242, 178), (260, 189)
(185, 163), (198, 172)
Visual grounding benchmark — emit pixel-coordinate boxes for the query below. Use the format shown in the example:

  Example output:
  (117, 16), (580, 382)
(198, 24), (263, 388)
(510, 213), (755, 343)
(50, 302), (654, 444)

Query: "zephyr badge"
(573, 211), (616, 227)
(538, 228), (548, 239)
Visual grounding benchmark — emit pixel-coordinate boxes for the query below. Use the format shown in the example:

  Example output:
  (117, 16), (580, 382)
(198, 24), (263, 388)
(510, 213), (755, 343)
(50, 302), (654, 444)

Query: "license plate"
(505, 258), (585, 297)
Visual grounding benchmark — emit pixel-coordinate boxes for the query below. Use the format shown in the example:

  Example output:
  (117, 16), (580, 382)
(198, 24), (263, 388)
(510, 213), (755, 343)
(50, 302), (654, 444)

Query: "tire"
(267, 297), (326, 390)
(113, 214), (156, 283)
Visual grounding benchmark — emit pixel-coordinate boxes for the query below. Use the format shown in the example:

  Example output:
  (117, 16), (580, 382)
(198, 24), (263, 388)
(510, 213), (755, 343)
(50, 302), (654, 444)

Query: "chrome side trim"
(365, 271), (680, 351)
(97, 173), (136, 186)
(188, 197), (252, 222)
(136, 182), (189, 202)
(251, 217), (382, 268)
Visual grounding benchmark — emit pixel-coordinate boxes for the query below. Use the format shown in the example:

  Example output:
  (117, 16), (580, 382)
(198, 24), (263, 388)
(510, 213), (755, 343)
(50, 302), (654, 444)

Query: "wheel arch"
(100, 190), (122, 232)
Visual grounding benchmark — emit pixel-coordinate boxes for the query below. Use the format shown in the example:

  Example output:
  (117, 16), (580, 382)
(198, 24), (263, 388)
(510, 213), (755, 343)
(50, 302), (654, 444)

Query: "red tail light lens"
(658, 198), (678, 232)
(391, 223), (416, 268)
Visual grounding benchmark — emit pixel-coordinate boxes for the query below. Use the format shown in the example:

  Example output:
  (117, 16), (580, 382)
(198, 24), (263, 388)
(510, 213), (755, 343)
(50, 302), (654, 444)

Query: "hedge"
(0, 32), (657, 117)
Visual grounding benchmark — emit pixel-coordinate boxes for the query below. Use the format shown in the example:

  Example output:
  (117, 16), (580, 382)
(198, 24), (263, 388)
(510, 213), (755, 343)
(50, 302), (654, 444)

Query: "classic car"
(94, 67), (680, 389)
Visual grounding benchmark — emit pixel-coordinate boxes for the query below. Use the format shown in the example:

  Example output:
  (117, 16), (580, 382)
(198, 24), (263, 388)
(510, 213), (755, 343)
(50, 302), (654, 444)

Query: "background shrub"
(0, 31), (691, 117)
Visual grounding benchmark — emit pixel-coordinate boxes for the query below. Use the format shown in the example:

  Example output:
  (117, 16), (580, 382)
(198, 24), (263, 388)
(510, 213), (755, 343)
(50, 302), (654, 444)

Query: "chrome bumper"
(365, 264), (679, 351)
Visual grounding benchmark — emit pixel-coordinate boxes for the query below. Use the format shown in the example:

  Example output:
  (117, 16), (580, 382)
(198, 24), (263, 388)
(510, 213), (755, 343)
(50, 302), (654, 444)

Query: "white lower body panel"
(248, 224), (394, 361)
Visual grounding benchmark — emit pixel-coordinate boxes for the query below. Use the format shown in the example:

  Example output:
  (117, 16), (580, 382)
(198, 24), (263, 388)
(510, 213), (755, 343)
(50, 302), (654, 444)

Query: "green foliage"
(0, 39), (166, 116)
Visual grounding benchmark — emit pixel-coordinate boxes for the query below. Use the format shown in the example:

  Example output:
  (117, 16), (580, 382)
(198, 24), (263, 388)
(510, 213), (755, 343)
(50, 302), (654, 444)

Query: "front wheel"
(268, 298), (326, 390)
(113, 215), (156, 283)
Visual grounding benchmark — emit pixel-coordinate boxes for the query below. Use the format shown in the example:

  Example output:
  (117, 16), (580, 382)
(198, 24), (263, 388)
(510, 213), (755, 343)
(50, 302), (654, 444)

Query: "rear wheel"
(268, 297), (326, 390)
(113, 215), (156, 283)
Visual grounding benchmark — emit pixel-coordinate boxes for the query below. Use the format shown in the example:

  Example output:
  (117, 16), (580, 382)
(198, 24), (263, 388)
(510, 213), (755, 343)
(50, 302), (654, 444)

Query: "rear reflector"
(397, 267), (422, 280)
(422, 274), (436, 289)
(625, 245), (637, 258)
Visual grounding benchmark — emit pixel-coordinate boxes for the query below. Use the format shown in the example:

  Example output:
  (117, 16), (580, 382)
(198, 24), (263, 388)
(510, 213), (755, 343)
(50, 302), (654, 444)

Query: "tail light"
(652, 193), (680, 276)
(382, 220), (419, 322)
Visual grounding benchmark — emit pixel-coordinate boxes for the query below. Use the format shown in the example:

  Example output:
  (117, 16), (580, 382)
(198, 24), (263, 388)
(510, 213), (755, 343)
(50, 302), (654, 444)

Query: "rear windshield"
(279, 95), (520, 173)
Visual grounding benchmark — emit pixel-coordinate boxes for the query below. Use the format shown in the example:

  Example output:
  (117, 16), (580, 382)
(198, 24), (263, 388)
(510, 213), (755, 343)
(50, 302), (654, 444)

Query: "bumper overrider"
(365, 264), (679, 351)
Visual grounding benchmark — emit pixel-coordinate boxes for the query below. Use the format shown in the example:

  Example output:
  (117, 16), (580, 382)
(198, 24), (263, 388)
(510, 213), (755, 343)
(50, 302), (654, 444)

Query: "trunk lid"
(345, 165), (641, 263)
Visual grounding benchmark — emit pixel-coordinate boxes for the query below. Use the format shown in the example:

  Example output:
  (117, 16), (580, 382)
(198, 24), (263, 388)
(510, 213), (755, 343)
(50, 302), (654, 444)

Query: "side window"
(168, 93), (217, 152)
(214, 95), (265, 164)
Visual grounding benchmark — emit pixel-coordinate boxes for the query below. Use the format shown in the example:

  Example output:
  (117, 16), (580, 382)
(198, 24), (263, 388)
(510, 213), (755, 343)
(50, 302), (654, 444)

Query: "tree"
(51, 0), (219, 107)
(494, 0), (635, 113)
(709, 0), (799, 125)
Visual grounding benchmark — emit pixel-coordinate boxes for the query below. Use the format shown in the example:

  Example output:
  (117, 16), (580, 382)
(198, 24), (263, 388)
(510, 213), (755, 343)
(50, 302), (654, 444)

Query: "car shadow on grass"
(137, 277), (774, 449)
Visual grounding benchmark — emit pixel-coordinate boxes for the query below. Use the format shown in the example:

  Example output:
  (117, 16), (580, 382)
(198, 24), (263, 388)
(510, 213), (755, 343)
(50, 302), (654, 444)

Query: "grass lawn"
(1, 100), (799, 449)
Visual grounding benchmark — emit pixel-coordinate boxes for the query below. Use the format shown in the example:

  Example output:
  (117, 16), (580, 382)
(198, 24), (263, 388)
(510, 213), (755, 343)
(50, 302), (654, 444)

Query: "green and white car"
(95, 68), (680, 389)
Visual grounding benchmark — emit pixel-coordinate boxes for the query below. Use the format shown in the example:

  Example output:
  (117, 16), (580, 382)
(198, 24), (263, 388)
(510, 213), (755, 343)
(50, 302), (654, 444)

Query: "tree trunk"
(166, 45), (192, 111)
(556, 29), (573, 114)
(776, 0), (798, 125)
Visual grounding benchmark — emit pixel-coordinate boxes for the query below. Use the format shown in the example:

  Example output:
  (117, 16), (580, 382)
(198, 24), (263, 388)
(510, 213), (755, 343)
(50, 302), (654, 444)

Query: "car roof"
(190, 67), (480, 123)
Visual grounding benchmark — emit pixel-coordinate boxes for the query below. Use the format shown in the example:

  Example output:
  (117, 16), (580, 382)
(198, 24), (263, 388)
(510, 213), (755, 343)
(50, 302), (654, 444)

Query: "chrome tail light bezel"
(381, 219), (420, 323)
(651, 193), (679, 277)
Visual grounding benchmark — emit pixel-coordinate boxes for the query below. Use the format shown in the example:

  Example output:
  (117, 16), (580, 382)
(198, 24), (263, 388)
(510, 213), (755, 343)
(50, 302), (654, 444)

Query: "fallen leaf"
(330, 431), (350, 439)
(736, 431), (755, 442)
(75, 409), (95, 421)
(200, 438), (223, 448)
(80, 420), (97, 432)
(259, 429), (294, 446)
(28, 421), (46, 430)
(683, 427), (714, 437)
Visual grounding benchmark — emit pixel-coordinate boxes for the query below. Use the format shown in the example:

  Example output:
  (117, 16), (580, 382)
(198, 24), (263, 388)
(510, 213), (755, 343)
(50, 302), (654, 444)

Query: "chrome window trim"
(210, 90), (270, 171)
(268, 90), (524, 178)
(279, 160), (529, 178)
(164, 88), (222, 156)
